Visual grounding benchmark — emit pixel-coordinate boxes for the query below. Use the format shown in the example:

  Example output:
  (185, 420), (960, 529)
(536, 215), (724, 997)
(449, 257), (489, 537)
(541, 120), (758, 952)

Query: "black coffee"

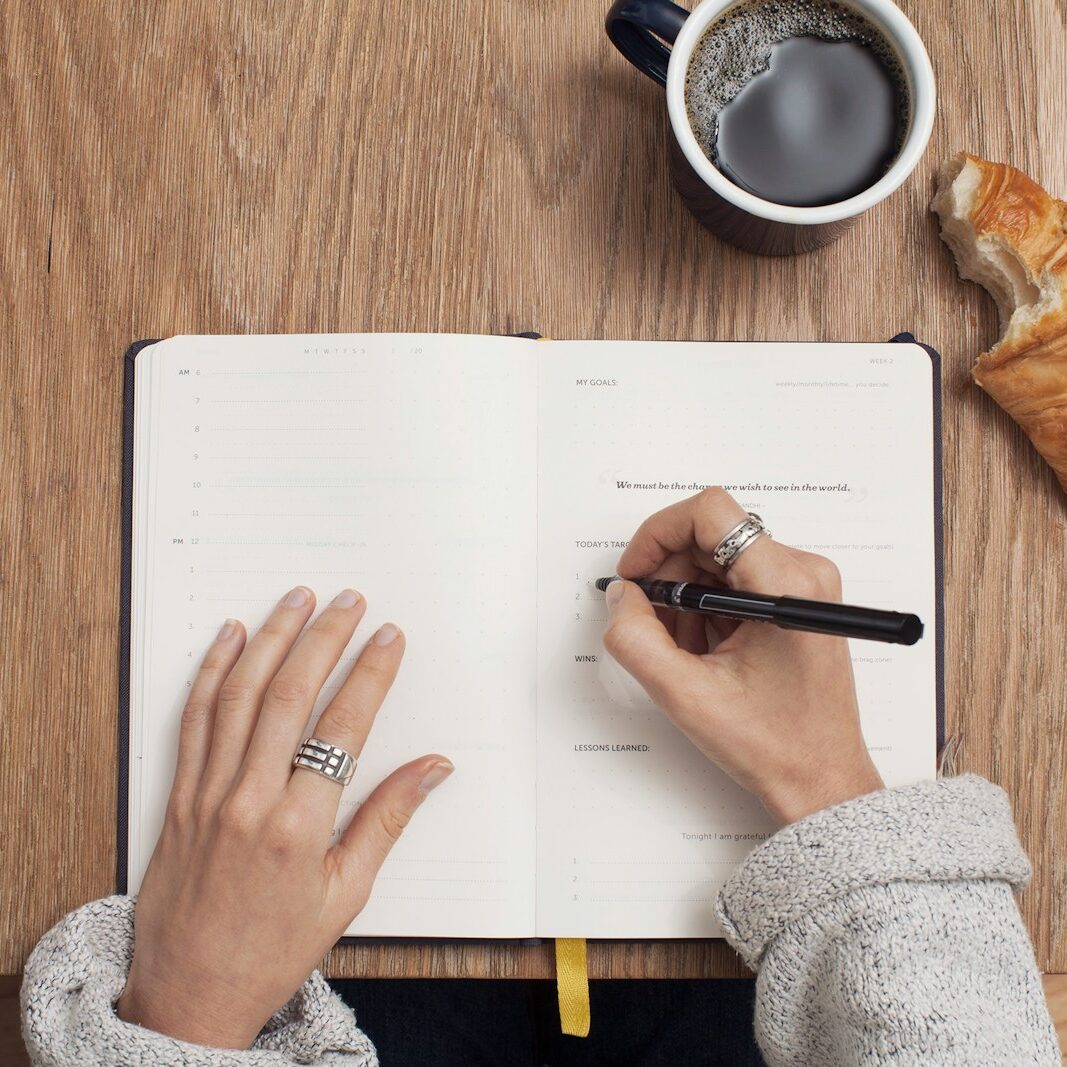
(685, 0), (909, 208)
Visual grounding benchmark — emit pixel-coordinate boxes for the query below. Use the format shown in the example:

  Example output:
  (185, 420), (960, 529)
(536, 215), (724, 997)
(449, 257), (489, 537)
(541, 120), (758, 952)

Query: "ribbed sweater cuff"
(21, 895), (377, 1065)
(716, 774), (1031, 970)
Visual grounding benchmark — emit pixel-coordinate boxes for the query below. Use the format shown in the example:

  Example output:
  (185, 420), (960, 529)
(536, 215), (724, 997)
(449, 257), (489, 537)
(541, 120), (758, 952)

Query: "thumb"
(602, 580), (688, 704)
(331, 754), (453, 897)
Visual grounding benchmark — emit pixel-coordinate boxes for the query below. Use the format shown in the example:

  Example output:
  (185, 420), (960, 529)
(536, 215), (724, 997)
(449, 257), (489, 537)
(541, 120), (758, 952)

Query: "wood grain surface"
(2, 0), (1065, 980)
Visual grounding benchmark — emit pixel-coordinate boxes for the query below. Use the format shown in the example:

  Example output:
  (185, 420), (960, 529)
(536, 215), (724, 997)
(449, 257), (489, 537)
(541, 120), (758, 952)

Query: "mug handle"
(605, 0), (690, 88)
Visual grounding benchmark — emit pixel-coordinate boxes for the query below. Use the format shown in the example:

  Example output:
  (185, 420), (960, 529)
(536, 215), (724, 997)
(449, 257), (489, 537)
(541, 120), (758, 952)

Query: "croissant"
(931, 152), (1067, 493)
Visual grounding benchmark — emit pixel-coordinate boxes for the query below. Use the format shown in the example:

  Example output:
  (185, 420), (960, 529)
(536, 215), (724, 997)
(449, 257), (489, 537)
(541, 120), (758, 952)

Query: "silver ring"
(713, 512), (770, 571)
(292, 737), (357, 787)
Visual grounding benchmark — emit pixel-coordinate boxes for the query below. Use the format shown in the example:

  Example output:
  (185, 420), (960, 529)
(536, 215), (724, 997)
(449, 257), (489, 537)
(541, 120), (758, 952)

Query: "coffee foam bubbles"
(685, 0), (910, 170)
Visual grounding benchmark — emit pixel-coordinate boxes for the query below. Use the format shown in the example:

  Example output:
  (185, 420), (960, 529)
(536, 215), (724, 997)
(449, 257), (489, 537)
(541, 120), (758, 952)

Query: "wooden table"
(2, 0), (1065, 981)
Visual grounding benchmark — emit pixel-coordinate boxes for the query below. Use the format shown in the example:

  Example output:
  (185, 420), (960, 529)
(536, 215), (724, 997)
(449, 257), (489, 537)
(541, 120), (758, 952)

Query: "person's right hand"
(604, 487), (884, 826)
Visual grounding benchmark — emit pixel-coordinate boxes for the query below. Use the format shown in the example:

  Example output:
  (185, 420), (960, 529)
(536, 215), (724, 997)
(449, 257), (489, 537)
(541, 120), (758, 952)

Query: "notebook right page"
(534, 340), (937, 938)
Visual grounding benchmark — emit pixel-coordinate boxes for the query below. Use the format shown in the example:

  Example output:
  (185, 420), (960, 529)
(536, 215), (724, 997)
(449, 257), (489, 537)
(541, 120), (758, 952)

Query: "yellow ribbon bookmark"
(555, 937), (591, 1037)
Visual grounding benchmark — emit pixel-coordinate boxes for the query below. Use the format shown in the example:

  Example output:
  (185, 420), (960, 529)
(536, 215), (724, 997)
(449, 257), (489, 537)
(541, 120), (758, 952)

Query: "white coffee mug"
(606, 0), (936, 254)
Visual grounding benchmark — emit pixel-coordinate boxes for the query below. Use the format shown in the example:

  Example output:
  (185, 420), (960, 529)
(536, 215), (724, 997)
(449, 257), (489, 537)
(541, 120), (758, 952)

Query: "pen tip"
(592, 576), (617, 592)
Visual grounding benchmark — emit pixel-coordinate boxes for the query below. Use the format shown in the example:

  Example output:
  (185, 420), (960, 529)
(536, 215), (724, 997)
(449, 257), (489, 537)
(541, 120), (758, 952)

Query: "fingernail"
(284, 586), (311, 608)
(418, 760), (454, 795)
(332, 588), (361, 609)
(217, 619), (237, 641)
(373, 623), (400, 646)
(605, 580), (624, 609)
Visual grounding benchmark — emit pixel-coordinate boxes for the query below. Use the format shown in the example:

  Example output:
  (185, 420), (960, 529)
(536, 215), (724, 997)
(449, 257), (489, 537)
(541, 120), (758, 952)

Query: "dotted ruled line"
(205, 513), (368, 518)
(199, 597), (281, 603)
(200, 569), (373, 574)
(584, 897), (716, 903)
(371, 896), (507, 903)
(386, 858), (504, 865)
(377, 877), (506, 884)
(583, 859), (740, 865)
(201, 538), (366, 545)
(205, 370), (370, 376)
(207, 484), (372, 488)
(209, 457), (369, 460)
(584, 879), (717, 885)
(206, 422), (367, 426)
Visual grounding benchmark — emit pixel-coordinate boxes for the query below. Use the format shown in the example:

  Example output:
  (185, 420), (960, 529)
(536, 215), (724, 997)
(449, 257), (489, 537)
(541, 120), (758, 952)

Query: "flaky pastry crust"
(932, 152), (1067, 491)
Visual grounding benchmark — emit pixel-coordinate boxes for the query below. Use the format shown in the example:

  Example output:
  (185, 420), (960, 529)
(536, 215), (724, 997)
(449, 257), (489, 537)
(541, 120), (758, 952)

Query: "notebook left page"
(128, 334), (538, 937)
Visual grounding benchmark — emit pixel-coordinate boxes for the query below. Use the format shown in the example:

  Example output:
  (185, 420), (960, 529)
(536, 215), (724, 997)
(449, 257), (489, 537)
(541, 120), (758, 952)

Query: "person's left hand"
(117, 586), (453, 1049)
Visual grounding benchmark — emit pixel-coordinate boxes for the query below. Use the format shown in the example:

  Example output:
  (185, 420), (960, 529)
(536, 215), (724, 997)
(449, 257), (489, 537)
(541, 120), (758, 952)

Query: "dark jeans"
(331, 979), (766, 1066)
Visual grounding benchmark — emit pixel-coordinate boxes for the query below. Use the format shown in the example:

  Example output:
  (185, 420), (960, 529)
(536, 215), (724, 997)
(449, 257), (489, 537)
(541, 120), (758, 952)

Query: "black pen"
(593, 576), (923, 646)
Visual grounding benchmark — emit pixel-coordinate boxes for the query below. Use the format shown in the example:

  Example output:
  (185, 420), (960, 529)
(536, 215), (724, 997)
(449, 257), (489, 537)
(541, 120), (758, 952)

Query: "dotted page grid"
(533, 340), (937, 939)
(128, 334), (539, 938)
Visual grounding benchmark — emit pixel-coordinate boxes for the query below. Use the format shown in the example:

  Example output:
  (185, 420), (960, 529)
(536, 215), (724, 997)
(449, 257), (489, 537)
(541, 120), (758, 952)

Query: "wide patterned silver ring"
(713, 513), (770, 571)
(292, 737), (357, 787)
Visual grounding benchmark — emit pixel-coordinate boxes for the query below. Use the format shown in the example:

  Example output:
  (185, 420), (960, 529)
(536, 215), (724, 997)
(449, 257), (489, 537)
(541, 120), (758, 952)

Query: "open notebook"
(120, 333), (942, 940)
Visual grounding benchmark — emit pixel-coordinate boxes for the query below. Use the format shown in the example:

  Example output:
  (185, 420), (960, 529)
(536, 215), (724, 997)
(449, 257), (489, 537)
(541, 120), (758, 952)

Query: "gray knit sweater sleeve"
(20, 895), (377, 1065)
(21, 777), (1060, 1065)
(717, 774), (1060, 1065)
